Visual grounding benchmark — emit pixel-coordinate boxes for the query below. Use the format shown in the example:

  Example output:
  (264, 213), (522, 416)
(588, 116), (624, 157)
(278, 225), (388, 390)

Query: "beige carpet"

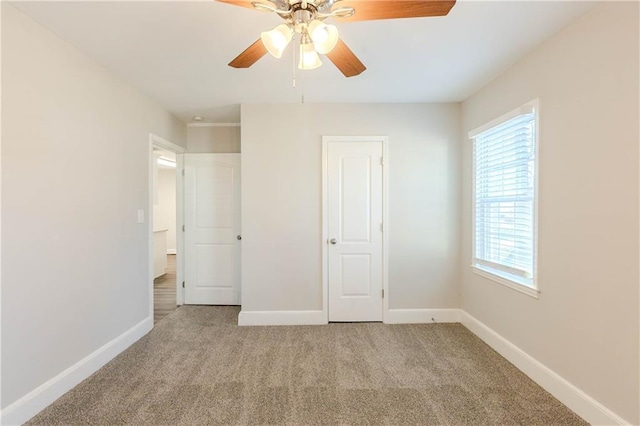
(28, 306), (586, 425)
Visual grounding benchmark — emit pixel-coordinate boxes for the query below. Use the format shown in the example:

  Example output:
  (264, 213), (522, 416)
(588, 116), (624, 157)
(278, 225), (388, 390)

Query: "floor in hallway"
(154, 254), (177, 323)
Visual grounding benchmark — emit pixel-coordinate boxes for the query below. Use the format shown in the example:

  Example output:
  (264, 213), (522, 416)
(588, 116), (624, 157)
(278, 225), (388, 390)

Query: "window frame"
(469, 99), (540, 299)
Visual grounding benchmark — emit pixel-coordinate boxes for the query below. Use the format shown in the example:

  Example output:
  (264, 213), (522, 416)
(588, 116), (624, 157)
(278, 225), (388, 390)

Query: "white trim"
(148, 139), (156, 320)
(0, 317), (152, 426)
(321, 136), (389, 324)
(149, 134), (186, 314)
(474, 258), (529, 279)
(461, 311), (630, 426)
(382, 139), (390, 323)
(386, 309), (461, 324)
(187, 122), (240, 128)
(468, 101), (536, 138)
(321, 141), (329, 320)
(471, 265), (539, 299)
(532, 98), (541, 294)
(150, 134), (186, 153)
(238, 310), (327, 326)
(0, 3), (4, 418)
(175, 153), (185, 305)
(469, 98), (540, 296)
(166, 249), (177, 255)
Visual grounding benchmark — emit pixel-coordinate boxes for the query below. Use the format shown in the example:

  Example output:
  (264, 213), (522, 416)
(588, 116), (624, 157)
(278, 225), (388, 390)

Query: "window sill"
(471, 265), (539, 299)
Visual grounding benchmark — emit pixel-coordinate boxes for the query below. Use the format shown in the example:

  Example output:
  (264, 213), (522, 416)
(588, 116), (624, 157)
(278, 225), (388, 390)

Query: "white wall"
(1, 2), (186, 412)
(187, 126), (240, 153)
(153, 168), (177, 252)
(460, 2), (639, 423)
(241, 103), (460, 312)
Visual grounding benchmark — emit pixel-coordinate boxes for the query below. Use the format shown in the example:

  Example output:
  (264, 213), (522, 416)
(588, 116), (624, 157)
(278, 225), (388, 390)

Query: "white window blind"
(472, 107), (537, 287)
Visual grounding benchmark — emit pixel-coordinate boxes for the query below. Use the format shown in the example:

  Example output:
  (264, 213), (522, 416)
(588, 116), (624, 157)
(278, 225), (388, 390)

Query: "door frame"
(148, 134), (186, 323)
(321, 136), (390, 323)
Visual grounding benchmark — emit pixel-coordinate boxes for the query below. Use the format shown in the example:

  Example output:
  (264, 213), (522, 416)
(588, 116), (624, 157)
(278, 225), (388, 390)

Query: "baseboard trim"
(0, 317), (153, 426)
(166, 249), (176, 255)
(237, 309), (463, 326)
(460, 311), (629, 426)
(238, 310), (327, 326)
(385, 308), (461, 324)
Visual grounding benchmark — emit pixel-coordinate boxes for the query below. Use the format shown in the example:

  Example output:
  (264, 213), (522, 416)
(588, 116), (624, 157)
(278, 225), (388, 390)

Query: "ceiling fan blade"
(229, 39), (268, 68)
(335, 0), (456, 22)
(215, 0), (257, 10)
(326, 39), (366, 78)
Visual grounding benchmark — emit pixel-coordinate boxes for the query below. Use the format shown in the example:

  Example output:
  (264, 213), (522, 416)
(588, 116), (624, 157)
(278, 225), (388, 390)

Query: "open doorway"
(149, 134), (185, 325)
(153, 148), (177, 322)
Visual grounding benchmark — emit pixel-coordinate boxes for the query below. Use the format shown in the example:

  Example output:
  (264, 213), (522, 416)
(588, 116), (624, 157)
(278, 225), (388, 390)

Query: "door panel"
(341, 156), (371, 242)
(195, 165), (234, 228)
(327, 140), (383, 321)
(340, 254), (372, 297)
(185, 154), (241, 305)
(194, 244), (234, 288)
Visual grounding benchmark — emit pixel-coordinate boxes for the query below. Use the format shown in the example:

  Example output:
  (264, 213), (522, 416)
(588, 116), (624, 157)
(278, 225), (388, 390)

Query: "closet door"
(184, 154), (241, 305)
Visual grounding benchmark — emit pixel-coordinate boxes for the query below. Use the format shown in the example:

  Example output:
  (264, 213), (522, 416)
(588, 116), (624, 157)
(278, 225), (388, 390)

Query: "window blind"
(473, 111), (536, 284)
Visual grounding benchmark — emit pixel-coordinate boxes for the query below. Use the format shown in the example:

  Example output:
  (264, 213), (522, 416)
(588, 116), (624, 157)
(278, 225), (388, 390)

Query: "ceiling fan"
(217, 0), (457, 77)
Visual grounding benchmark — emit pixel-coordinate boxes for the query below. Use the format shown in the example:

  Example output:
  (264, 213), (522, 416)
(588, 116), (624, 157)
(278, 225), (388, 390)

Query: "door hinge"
(182, 281), (185, 289)
(181, 169), (185, 177)
(380, 157), (384, 166)
(380, 223), (383, 232)
(382, 289), (385, 298)
(182, 225), (185, 232)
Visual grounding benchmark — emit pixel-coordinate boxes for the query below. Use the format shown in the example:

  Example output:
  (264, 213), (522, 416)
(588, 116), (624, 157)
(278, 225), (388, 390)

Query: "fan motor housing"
(292, 7), (316, 30)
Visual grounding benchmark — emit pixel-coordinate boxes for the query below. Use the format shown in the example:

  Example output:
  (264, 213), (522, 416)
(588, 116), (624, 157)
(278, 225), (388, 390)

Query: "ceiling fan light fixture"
(298, 41), (322, 70)
(307, 20), (339, 54)
(260, 24), (293, 59)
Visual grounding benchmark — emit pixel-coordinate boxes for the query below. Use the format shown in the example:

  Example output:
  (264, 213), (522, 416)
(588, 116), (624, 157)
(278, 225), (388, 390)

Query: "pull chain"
(292, 34), (296, 88)
(300, 33), (305, 103)
(290, 33), (305, 103)
(301, 63), (305, 104)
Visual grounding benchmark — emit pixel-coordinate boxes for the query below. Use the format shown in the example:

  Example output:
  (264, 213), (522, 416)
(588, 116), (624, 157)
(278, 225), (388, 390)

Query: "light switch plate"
(137, 209), (144, 224)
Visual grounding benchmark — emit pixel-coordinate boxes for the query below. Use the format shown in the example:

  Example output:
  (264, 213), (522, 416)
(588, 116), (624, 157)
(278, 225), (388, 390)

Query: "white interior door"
(326, 139), (384, 321)
(184, 154), (241, 305)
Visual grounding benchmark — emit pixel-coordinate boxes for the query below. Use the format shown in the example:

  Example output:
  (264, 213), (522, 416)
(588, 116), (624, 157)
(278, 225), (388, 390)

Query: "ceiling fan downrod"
(291, 2), (318, 31)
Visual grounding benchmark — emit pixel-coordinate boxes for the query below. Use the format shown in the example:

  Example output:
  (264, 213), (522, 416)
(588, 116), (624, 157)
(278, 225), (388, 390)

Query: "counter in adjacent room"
(153, 229), (168, 278)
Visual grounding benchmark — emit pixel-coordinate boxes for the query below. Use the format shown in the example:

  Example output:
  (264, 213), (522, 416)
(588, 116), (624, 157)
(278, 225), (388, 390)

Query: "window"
(470, 100), (539, 297)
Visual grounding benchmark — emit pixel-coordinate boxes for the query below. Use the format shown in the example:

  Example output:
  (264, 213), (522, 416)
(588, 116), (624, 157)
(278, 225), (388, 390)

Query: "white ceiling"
(12, 1), (596, 123)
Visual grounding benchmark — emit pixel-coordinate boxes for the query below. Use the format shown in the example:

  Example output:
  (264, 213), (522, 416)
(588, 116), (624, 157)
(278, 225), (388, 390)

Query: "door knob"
(329, 238), (337, 245)
(237, 235), (242, 241)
